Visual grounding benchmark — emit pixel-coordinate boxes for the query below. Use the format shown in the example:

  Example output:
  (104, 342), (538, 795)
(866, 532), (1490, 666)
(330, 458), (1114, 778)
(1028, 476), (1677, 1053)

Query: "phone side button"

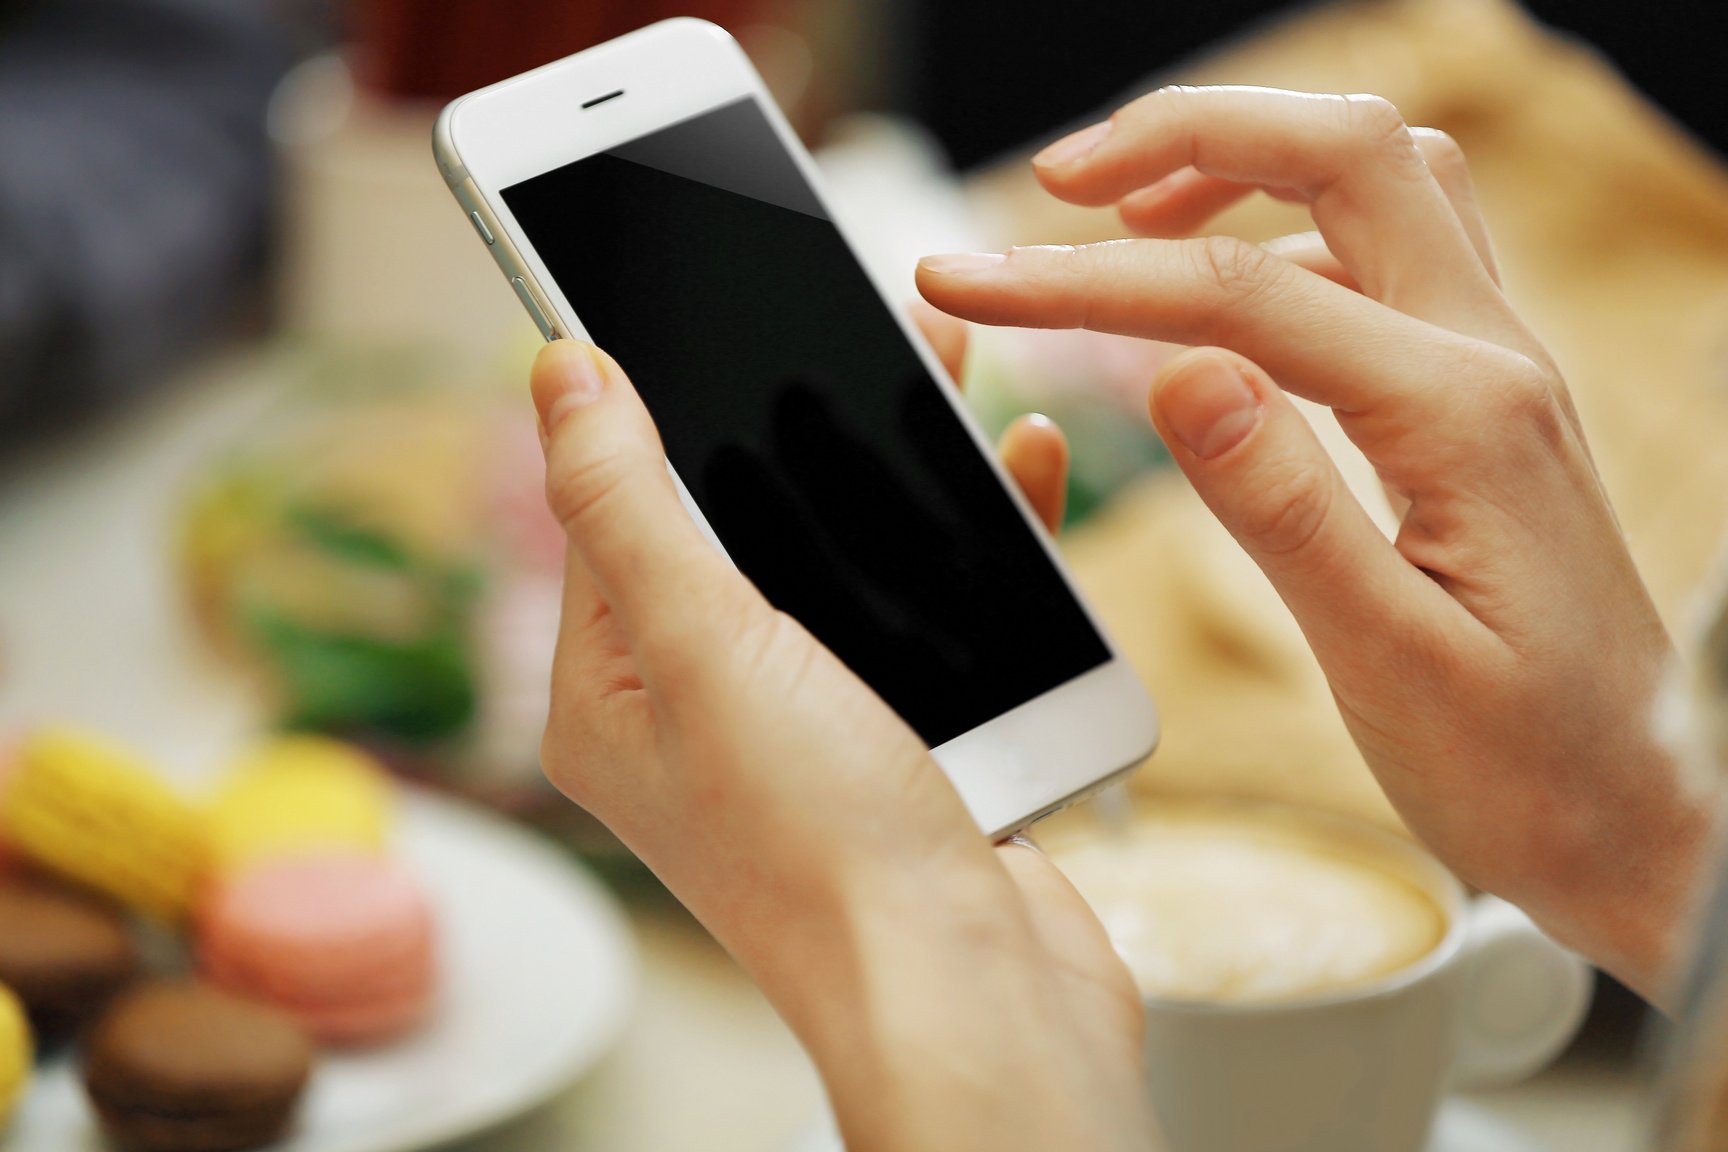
(510, 277), (559, 342)
(468, 210), (496, 246)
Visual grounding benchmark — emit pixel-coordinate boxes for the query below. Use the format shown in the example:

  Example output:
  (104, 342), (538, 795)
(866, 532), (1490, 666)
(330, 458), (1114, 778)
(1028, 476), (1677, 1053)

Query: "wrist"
(1529, 738), (1717, 1007)
(766, 854), (1029, 1061)
(746, 855), (1142, 1151)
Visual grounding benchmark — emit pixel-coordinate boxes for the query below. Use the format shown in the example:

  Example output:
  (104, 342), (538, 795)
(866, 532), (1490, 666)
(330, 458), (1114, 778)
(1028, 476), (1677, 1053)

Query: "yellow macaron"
(2, 729), (207, 921)
(207, 736), (392, 876)
(0, 981), (32, 1129)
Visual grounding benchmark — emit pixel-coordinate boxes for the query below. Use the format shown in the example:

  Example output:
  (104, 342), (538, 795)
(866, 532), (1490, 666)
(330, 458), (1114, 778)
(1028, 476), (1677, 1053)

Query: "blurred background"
(3, 0), (1728, 1148)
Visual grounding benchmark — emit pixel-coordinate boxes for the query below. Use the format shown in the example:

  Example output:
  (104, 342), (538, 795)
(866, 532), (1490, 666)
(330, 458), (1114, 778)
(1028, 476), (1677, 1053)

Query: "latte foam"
(1054, 804), (1447, 1004)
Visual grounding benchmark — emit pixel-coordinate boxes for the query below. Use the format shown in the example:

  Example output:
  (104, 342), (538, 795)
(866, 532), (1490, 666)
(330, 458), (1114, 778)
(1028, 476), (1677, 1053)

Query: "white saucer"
(7, 787), (638, 1152)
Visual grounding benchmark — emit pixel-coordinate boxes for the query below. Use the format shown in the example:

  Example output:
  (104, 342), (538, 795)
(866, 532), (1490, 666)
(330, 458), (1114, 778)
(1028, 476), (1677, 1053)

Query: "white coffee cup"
(1059, 801), (1593, 1152)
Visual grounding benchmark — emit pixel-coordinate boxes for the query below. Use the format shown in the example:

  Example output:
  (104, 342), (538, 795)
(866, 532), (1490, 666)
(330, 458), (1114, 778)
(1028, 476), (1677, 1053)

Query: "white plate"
(6, 788), (638, 1152)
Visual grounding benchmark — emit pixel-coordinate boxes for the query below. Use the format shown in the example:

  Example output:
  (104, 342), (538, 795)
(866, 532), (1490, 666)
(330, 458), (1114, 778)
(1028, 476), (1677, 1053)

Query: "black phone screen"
(502, 96), (1109, 747)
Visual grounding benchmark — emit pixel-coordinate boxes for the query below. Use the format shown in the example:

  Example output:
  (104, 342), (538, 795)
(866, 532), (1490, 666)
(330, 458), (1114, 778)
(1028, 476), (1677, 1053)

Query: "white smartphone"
(433, 17), (1157, 836)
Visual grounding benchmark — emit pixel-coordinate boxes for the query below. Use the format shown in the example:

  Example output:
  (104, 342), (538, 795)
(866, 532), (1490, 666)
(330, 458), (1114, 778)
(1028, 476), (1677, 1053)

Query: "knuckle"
(1239, 461), (1334, 560)
(1044, 237), (1184, 332)
(1341, 94), (1410, 149)
(1414, 128), (1468, 175)
(544, 449), (631, 536)
(1338, 95), (1425, 177)
(1189, 234), (1280, 306)
(1122, 83), (1191, 122)
(1028, 242), (1100, 328)
(1484, 357), (1568, 449)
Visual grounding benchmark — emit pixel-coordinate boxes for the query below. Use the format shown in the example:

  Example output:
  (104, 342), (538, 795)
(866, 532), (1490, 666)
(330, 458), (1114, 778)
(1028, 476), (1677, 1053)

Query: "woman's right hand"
(919, 85), (1711, 1002)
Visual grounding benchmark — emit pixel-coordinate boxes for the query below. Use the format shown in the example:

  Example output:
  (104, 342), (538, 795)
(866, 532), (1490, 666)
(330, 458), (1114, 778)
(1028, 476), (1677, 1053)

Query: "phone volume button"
(510, 277), (559, 342)
(468, 210), (496, 246)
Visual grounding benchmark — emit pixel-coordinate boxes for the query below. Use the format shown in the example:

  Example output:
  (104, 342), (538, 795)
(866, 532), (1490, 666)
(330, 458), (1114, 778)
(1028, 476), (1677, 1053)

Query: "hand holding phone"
(529, 334), (1155, 1152)
(439, 26), (1162, 1143)
(435, 18), (1157, 836)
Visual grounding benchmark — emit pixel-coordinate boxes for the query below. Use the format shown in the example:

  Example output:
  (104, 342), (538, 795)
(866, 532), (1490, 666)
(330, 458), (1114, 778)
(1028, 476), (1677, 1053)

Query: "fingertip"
(1003, 412), (1069, 461)
(912, 260), (940, 305)
(1032, 120), (1112, 171)
(913, 257), (967, 304)
(905, 297), (951, 330)
(530, 335), (579, 382)
(1000, 414), (1070, 532)
(1150, 344), (1263, 398)
(1149, 348), (1266, 462)
(917, 252), (1007, 278)
(907, 300), (969, 383)
(917, 250), (1049, 329)
(531, 339), (613, 435)
(1030, 164), (1119, 209)
(914, 256), (1008, 324)
(1030, 121), (1122, 207)
(1115, 179), (1185, 235)
(1117, 171), (1254, 238)
(1028, 159), (1067, 199)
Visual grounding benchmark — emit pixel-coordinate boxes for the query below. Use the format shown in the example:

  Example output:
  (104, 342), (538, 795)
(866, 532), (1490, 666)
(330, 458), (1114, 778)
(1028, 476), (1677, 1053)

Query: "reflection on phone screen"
(503, 97), (1109, 746)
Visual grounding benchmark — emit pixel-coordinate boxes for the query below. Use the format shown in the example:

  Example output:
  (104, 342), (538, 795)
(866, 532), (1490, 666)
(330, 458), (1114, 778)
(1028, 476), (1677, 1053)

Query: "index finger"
(915, 238), (1492, 428)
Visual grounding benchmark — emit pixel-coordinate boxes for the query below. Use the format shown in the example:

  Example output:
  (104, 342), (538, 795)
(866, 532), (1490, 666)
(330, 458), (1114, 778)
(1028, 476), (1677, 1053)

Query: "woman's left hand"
(529, 330), (1153, 1152)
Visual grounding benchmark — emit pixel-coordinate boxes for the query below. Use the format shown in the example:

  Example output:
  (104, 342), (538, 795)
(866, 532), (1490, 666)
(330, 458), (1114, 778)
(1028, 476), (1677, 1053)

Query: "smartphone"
(433, 18), (1157, 836)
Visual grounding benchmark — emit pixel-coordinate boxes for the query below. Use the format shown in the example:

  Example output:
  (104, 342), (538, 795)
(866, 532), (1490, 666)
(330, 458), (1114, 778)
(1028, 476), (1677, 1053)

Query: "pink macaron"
(197, 855), (436, 1046)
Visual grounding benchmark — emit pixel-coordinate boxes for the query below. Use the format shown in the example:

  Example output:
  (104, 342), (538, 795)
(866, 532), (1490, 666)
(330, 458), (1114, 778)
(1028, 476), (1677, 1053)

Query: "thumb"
(533, 339), (752, 669)
(1147, 348), (1423, 659)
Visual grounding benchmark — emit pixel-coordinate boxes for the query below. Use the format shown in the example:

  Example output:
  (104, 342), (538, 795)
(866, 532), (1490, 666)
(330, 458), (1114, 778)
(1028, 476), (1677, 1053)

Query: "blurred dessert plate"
(7, 788), (637, 1152)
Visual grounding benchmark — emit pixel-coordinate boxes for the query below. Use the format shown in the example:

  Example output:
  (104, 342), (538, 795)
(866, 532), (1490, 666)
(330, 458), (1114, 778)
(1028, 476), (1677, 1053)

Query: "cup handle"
(1451, 894), (1594, 1090)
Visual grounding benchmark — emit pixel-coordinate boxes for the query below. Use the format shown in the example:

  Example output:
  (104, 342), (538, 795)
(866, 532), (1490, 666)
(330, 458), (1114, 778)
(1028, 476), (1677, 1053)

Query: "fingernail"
(534, 339), (607, 434)
(919, 252), (1007, 275)
(1154, 356), (1261, 460)
(1034, 120), (1111, 168)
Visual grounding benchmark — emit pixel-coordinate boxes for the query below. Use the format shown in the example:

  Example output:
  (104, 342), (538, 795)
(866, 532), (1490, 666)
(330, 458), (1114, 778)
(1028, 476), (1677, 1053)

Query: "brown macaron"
(0, 875), (139, 1042)
(84, 981), (314, 1152)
